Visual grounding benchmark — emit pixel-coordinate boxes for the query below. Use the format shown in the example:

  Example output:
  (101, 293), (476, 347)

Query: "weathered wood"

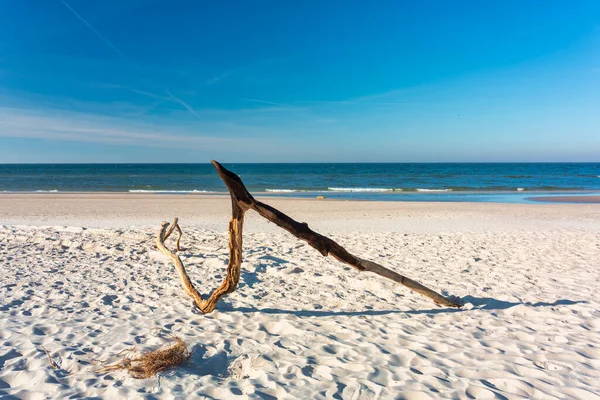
(162, 217), (182, 251)
(211, 160), (460, 309)
(156, 216), (244, 314)
(156, 219), (205, 309)
(157, 161), (461, 313)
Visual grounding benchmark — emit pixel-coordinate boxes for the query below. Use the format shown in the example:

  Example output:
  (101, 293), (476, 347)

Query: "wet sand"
(528, 195), (600, 204)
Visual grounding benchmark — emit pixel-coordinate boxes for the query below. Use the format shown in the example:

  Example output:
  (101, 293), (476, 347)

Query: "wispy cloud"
(0, 105), (242, 150)
(59, 0), (201, 120)
(204, 55), (297, 86)
(205, 70), (235, 86)
(126, 87), (168, 101)
(298, 98), (458, 109)
(86, 83), (204, 118)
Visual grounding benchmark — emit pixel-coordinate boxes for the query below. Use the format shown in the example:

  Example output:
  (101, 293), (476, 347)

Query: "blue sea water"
(0, 163), (599, 203)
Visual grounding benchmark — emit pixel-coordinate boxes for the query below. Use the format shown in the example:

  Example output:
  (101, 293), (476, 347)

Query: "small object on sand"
(316, 195), (325, 199)
(41, 346), (59, 369)
(96, 336), (189, 379)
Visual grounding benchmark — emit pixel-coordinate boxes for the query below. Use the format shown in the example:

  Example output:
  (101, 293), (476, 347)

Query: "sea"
(1, 163), (599, 203)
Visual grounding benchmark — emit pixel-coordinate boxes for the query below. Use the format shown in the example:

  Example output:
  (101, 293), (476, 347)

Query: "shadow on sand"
(459, 296), (586, 310)
(225, 298), (587, 318)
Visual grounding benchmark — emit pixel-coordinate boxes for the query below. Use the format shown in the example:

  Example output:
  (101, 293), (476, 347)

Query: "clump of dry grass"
(96, 336), (190, 379)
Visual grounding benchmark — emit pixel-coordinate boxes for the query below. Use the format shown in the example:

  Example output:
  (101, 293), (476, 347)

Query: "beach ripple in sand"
(0, 226), (599, 399)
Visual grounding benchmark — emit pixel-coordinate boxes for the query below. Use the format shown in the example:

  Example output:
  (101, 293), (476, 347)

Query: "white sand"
(0, 195), (599, 399)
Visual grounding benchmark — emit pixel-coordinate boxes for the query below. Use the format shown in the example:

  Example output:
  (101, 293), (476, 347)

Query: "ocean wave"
(517, 188), (525, 191)
(128, 189), (213, 193)
(415, 188), (452, 192)
(328, 187), (398, 192)
(36, 190), (59, 193)
(265, 189), (298, 193)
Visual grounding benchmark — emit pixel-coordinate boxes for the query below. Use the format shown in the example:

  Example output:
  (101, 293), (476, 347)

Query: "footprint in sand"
(465, 386), (496, 399)
(31, 325), (58, 336)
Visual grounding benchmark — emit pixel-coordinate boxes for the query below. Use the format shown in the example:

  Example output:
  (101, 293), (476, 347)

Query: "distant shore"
(2, 189), (600, 205)
(528, 195), (600, 203)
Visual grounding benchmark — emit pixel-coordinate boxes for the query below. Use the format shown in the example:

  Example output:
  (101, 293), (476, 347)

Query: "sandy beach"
(1, 194), (599, 399)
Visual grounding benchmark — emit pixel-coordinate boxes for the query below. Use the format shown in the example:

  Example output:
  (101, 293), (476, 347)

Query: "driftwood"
(155, 160), (461, 313)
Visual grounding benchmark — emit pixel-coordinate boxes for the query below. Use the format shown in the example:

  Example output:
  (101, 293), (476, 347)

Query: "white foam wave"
(328, 187), (398, 192)
(128, 189), (213, 193)
(517, 188), (525, 191)
(415, 188), (452, 192)
(36, 190), (59, 193)
(265, 189), (298, 193)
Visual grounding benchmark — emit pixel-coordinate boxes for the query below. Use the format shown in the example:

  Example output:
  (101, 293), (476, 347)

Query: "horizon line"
(1, 161), (599, 165)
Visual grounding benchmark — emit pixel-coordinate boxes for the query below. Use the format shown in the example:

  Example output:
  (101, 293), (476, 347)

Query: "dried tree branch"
(210, 160), (460, 308)
(156, 220), (205, 309)
(156, 161), (461, 313)
(156, 215), (244, 313)
(162, 217), (182, 252)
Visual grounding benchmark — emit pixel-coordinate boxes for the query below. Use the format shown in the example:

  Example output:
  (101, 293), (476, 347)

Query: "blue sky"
(0, 0), (599, 162)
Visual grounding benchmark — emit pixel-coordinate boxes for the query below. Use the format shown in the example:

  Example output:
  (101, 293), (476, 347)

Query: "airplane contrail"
(165, 90), (201, 119)
(240, 98), (296, 108)
(59, 0), (201, 119)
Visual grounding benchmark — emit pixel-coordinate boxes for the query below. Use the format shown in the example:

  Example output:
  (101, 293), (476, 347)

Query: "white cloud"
(0, 106), (245, 150)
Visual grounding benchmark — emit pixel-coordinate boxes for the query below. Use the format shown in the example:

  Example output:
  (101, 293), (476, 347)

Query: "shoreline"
(1, 190), (600, 206)
(2, 188), (599, 194)
(1, 193), (598, 231)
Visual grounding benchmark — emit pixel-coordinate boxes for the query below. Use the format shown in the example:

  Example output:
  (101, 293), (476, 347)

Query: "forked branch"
(156, 161), (461, 313)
